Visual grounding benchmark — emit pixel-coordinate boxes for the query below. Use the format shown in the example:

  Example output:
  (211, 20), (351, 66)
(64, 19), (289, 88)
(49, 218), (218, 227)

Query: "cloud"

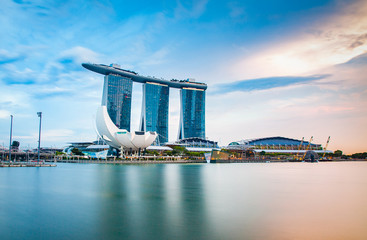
(0, 65), (37, 85)
(13, 129), (74, 142)
(33, 86), (74, 99)
(174, 0), (209, 19)
(0, 49), (25, 64)
(207, 45), (367, 153)
(43, 129), (75, 139)
(227, 1), (246, 21)
(212, 74), (330, 94)
(59, 46), (100, 65)
(348, 33), (367, 49)
(12, 0), (32, 5)
(0, 45), (100, 88)
(138, 46), (170, 67)
(338, 52), (367, 67)
(232, 0), (367, 79)
(53, 46), (101, 72)
(0, 109), (11, 119)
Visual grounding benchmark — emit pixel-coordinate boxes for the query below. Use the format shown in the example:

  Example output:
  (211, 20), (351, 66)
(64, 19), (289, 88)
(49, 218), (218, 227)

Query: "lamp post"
(2, 142), (5, 162)
(9, 115), (13, 162)
(37, 112), (42, 162)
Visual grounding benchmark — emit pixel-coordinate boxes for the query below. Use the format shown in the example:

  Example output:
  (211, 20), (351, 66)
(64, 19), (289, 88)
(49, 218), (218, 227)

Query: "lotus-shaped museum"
(96, 105), (157, 151)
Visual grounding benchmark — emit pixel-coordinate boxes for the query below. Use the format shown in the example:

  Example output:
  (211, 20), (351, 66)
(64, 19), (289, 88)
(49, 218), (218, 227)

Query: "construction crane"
(302, 136), (313, 161)
(296, 137), (304, 161)
(322, 136), (331, 159)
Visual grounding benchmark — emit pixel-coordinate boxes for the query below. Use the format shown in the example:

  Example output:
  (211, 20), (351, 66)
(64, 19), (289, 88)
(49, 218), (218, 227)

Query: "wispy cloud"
(174, 0), (209, 19)
(212, 74), (330, 94)
(338, 52), (367, 67)
(59, 46), (100, 65)
(0, 109), (11, 119)
(227, 1), (246, 22)
(13, 129), (74, 142)
(0, 49), (25, 64)
(0, 64), (36, 85)
(232, 0), (367, 79)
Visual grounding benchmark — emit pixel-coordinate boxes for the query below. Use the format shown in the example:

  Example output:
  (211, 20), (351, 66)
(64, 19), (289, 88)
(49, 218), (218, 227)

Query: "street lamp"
(9, 115), (13, 162)
(2, 143), (4, 161)
(37, 112), (42, 162)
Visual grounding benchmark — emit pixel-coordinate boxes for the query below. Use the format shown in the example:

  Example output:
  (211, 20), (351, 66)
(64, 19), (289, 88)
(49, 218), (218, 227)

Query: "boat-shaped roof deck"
(82, 63), (207, 90)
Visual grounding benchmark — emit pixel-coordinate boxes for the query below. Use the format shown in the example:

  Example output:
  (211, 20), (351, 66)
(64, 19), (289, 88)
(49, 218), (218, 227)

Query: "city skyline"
(0, 0), (366, 154)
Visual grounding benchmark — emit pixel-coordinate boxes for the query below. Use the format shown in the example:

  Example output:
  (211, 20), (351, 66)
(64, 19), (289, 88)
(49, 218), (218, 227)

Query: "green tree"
(351, 152), (367, 159)
(334, 150), (343, 157)
(71, 148), (84, 156)
(151, 150), (159, 156)
(164, 150), (173, 156)
(171, 146), (186, 155)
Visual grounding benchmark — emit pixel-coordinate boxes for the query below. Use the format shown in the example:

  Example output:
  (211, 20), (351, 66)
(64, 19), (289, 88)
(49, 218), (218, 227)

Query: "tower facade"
(178, 88), (205, 139)
(102, 74), (133, 131)
(140, 82), (169, 144)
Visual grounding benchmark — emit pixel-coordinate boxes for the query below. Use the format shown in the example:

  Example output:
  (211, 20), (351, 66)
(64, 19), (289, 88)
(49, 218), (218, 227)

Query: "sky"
(0, 0), (366, 154)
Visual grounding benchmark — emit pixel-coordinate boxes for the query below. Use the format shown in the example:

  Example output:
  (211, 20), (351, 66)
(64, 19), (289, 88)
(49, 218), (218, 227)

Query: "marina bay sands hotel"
(82, 63), (207, 145)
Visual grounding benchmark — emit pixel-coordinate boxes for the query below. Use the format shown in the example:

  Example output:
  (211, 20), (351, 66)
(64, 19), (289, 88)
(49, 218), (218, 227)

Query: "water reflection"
(1, 162), (367, 240)
(95, 164), (209, 239)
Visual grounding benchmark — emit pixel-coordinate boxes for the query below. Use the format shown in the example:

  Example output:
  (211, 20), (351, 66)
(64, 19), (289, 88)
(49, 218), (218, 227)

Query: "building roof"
(186, 147), (219, 152)
(68, 142), (94, 146)
(253, 149), (332, 154)
(147, 146), (173, 151)
(176, 137), (218, 146)
(86, 145), (110, 149)
(229, 136), (321, 147)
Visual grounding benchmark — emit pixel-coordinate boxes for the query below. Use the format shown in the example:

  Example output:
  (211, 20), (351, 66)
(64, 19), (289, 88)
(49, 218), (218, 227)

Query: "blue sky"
(1, 0), (366, 153)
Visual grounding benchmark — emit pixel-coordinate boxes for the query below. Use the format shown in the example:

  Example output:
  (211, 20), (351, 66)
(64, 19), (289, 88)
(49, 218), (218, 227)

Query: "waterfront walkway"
(52, 159), (206, 164)
(0, 162), (56, 167)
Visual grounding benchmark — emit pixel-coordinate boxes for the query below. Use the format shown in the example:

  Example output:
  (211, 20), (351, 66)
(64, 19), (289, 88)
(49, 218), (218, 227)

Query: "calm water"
(1, 162), (367, 240)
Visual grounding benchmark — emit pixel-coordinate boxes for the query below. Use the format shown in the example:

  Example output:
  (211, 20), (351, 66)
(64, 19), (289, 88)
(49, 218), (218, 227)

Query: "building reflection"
(96, 164), (211, 239)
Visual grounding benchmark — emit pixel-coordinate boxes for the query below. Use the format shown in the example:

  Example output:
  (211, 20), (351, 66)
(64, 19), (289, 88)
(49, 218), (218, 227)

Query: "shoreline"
(1, 159), (365, 166)
(50, 158), (367, 164)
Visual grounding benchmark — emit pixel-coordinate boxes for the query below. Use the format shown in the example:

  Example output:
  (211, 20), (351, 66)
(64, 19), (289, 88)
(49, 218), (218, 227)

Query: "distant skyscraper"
(178, 88), (205, 139)
(102, 74), (132, 131)
(140, 82), (169, 144)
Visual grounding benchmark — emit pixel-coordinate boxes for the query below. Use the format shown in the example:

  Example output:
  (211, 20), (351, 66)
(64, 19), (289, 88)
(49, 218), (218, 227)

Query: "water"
(1, 162), (367, 240)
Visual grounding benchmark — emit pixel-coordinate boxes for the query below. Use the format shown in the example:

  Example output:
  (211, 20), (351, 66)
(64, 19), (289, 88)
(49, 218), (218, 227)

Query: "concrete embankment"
(53, 159), (206, 164)
(0, 162), (56, 167)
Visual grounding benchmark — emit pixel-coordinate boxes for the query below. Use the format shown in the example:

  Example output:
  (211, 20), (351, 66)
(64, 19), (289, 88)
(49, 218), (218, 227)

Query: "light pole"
(27, 144), (30, 162)
(2, 142), (4, 161)
(37, 112), (42, 162)
(9, 115), (13, 162)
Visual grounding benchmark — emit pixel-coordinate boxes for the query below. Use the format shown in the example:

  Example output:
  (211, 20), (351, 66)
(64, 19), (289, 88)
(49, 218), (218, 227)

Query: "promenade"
(0, 162), (56, 167)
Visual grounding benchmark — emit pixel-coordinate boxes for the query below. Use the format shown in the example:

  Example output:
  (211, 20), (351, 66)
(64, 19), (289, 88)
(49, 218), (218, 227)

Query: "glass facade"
(141, 83), (169, 144)
(102, 74), (132, 131)
(179, 89), (205, 139)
